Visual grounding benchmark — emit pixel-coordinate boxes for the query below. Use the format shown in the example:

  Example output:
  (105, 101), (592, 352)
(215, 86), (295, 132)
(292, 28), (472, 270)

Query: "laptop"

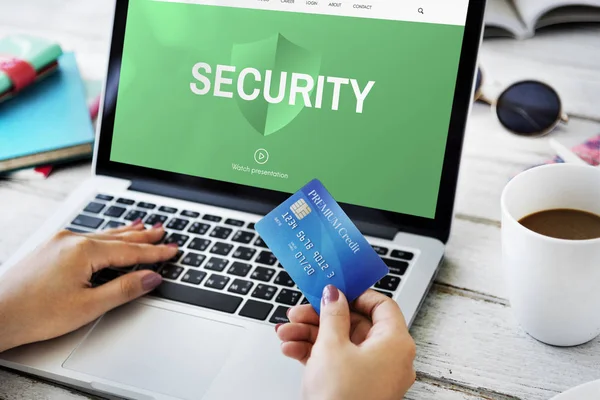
(0, 0), (485, 399)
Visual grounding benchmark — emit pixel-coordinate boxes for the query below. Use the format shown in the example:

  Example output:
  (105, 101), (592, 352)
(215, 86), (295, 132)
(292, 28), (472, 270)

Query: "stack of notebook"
(0, 35), (98, 175)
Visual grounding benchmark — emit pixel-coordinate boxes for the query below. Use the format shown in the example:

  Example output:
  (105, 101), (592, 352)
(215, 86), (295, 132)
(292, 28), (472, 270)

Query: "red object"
(34, 165), (53, 178)
(0, 57), (37, 92)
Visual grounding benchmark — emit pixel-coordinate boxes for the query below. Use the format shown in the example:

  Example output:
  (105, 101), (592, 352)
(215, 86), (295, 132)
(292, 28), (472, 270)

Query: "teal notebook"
(0, 35), (63, 102)
(0, 52), (94, 173)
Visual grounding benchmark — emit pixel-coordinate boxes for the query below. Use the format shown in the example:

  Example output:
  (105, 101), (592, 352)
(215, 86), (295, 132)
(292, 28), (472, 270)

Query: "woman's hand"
(0, 221), (178, 353)
(276, 286), (416, 400)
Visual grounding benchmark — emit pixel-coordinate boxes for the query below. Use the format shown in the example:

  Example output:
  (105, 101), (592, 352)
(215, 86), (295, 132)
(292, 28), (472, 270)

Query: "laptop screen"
(110, 0), (469, 220)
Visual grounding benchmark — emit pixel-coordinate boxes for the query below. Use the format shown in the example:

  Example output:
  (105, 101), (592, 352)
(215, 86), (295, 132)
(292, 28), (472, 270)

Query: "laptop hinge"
(128, 178), (398, 241)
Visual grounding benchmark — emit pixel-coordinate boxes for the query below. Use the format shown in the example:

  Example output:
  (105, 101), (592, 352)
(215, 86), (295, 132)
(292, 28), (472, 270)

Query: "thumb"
(316, 285), (351, 345)
(87, 271), (163, 315)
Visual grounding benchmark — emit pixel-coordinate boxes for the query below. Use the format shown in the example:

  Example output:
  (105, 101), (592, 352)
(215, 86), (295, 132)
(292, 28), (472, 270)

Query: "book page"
(484, 0), (529, 38)
(513, 0), (600, 31)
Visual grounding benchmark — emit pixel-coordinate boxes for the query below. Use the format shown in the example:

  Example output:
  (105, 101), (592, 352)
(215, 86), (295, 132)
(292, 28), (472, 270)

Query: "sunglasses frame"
(475, 68), (569, 137)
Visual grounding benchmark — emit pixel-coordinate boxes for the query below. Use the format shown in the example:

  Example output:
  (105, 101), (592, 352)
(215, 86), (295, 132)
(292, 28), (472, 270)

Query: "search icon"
(418, 7), (424, 14)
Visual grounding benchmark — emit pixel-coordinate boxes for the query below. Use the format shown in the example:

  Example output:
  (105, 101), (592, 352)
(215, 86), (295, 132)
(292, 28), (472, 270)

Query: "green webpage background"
(110, 1), (465, 218)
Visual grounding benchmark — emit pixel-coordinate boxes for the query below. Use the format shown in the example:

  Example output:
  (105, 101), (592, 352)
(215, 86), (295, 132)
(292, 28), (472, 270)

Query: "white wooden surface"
(1, 1), (600, 399)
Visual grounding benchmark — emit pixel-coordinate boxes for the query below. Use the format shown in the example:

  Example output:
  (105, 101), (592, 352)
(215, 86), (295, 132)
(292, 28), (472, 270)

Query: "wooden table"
(2, 1), (600, 399)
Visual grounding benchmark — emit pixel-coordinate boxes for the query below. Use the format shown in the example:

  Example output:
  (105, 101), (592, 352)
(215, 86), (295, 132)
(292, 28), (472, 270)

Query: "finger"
(349, 316), (372, 345)
(80, 220), (145, 239)
(280, 341), (312, 365)
(100, 219), (145, 234)
(277, 323), (319, 344)
(316, 285), (351, 345)
(288, 304), (319, 326)
(85, 270), (163, 315)
(89, 240), (178, 271)
(353, 290), (407, 333)
(84, 226), (166, 244)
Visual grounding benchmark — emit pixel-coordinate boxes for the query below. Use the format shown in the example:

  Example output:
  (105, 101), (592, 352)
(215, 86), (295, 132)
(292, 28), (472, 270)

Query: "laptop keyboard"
(67, 193), (416, 324)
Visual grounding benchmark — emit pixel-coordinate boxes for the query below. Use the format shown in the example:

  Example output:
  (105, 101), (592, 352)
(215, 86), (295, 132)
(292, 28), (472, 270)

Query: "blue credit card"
(255, 179), (390, 314)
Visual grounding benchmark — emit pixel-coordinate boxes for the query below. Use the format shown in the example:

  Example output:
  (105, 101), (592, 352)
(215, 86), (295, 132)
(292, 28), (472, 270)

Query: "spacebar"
(151, 281), (243, 314)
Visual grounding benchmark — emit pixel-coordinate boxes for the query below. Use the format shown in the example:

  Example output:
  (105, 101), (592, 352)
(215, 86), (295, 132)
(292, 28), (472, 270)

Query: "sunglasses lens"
(496, 81), (561, 136)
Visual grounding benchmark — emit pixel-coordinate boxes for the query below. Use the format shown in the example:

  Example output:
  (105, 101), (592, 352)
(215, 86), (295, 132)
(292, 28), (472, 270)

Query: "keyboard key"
(160, 264), (184, 280)
(182, 252), (206, 268)
(375, 275), (401, 291)
(124, 210), (148, 222)
(116, 198), (135, 205)
(276, 289), (302, 306)
(247, 223), (256, 230)
(372, 246), (389, 256)
(137, 202), (156, 210)
(232, 230), (255, 244)
(254, 237), (268, 248)
(182, 270), (207, 285)
(203, 214), (222, 223)
(84, 202), (105, 214)
(167, 218), (190, 231)
(104, 205), (126, 218)
(274, 271), (295, 287)
(94, 268), (124, 284)
(228, 262), (252, 277)
(159, 206), (177, 214)
(204, 257), (228, 272)
(72, 214), (104, 230)
(390, 250), (414, 261)
(205, 274), (230, 290)
(66, 227), (88, 233)
(189, 238), (211, 252)
(104, 220), (125, 230)
(170, 250), (184, 263)
(210, 226), (233, 240)
(239, 300), (273, 321)
(383, 259), (409, 276)
(152, 281), (242, 314)
(228, 279), (254, 295)
(251, 267), (275, 282)
(210, 242), (234, 256)
(301, 297), (309, 305)
(165, 234), (190, 247)
(252, 284), (278, 301)
(182, 210), (200, 218)
(255, 251), (277, 266)
(232, 246), (256, 261)
(225, 218), (244, 227)
(375, 290), (393, 298)
(189, 222), (210, 235)
(96, 194), (113, 201)
(138, 263), (161, 272)
(145, 214), (168, 226)
(269, 306), (290, 324)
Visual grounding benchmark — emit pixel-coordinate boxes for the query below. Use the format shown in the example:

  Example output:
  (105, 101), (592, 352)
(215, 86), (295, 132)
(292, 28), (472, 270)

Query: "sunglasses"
(474, 67), (569, 137)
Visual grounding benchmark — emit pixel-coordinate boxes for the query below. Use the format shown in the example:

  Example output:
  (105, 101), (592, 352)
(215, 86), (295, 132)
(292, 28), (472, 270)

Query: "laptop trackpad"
(63, 302), (243, 400)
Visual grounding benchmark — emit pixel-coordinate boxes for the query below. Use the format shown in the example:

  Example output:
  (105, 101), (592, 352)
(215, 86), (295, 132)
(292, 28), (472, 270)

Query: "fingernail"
(166, 243), (178, 248)
(322, 285), (339, 306)
(141, 273), (162, 291)
(153, 223), (163, 229)
(132, 218), (143, 226)
(275, 323), (284, 332)
(286, 308), (291, 318)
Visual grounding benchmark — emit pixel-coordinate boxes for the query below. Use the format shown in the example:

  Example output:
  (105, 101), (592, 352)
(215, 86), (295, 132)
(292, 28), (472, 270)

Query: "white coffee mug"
(501, 163), (600, 346)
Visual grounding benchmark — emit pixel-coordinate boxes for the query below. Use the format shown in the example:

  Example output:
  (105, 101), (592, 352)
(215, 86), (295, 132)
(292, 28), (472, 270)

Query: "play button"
(254, 148), (269, 165)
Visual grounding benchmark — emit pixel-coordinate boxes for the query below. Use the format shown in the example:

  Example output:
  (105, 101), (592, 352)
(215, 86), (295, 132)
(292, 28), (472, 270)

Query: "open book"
(484, 0), (600, 39)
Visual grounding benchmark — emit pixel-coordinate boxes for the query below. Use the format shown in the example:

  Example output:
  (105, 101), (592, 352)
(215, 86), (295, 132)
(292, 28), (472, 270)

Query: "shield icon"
(231, 34), (321, 137)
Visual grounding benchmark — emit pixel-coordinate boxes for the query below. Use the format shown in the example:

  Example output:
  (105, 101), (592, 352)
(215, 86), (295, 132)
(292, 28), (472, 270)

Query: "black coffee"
(518, 208), (600, 240)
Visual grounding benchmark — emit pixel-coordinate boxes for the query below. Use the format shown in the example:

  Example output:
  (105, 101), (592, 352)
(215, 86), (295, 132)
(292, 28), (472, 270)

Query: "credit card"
(255, 179), (390, 314)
